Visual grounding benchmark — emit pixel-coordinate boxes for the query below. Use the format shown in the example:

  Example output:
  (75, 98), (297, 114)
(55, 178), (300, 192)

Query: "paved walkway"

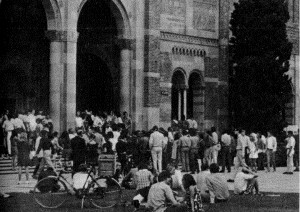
(0, 167), (299, 194)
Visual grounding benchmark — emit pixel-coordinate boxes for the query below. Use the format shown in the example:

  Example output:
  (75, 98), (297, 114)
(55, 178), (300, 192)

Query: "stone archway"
(171, 69), (187, 120)
(77, 0), (131, 115)
(188, 71), (205, 130)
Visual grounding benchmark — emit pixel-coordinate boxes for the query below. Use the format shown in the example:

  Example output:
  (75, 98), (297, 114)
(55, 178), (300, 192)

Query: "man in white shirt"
(27, 110), (37, 132)
(234, 167), (262, 195)
(149, 126), (165, 173)
(283, 131), (295, 174)
(13, 114), (26, 130)
(75, 111), (84, 129)
(266, 131), (277, 172)
(2, 115), (14, 156)
(211, 127), (220, 164)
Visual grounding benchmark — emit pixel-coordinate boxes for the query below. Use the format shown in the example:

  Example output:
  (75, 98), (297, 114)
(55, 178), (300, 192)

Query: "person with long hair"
(182, 174), (197, 211)
(16, 129), (31, 184)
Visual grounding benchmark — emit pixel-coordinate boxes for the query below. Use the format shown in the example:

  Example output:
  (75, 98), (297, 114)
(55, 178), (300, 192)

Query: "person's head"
(107, 131), (114, 139)
(152, 125), (158, 131)
(77, 129), (83, 137)
(201, 163), (209, 171)
(211, 126), (216, 133)
(166, 163), (176, 175)
(182, 174), (196, 190)
(182, 129), (189, 136)
(68, 128), (74, 134)
(267, 131), (273, 137)
(158, 171), (172, 184)
(209, 163), (219, 173)
(189, 128), (196, 136)
(123, 111), (128, 117)
(90, 133), (96, 140)
(52, 131), (58, 137)
(78, 164), (88, 172)
(167, 127), (173, 132)
(240, 129), (246, 136)
(288, 131), (293, 137)
(138, 162), (148, 170)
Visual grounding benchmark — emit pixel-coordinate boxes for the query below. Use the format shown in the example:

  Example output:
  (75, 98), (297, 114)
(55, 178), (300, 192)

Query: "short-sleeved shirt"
(147, 182), (177, 212)
(134, 169), (153, 190)
(234, 172), (254, 194)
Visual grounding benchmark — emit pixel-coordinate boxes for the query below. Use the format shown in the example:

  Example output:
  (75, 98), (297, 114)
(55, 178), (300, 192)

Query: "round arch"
(187, 70), (205, 130)
(171, 68), (187, 120)
(41, 0), (62, 30)
(78, 0), (131, 38)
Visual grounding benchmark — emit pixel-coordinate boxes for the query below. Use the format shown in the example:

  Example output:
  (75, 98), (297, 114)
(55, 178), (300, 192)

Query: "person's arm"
(205, 178), (215, 204)
(273, 137), (277, 152)
(149, 134), (153, 149)
(165, 185), (180, 206)
(189, 186), (196, 212)
(36, 139), (43, 155)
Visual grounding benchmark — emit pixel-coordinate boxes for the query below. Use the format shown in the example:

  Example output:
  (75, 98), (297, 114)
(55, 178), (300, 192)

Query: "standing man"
(227, 129), (248, 182)
(283, 131), (295, 174)
(122, 111), (132, 132)
(220, 130), (232, 173)
(265, 131), (277, 172)
(179, 130), (191, 172)
(211, 127), (220, 164)
(149, 126), (165, 173)
(71, 129), (87, 175)
(189, 128), (200, 174)
(256, 132), (266, 171)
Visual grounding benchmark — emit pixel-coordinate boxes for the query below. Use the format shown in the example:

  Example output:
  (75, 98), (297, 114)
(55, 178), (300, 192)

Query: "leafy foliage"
(229, 0), (293, 133)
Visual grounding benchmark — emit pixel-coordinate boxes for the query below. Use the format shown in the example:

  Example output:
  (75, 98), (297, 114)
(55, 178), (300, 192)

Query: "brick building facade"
(0, 0), (298, 133)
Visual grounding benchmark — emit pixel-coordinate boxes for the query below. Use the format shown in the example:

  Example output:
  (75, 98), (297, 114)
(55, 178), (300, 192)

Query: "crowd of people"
(1, 108), (299, 210)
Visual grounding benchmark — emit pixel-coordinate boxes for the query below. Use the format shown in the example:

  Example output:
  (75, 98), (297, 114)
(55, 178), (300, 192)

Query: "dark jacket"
(71, 136), (87, 161)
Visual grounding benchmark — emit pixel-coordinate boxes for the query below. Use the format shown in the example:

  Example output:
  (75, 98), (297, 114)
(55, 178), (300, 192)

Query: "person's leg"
(11, 155), (16, 170)
(226, 149), (231, 172)
(18, 166), (22, 183)
(266, 150), (270, 172)
(189, 149), (195, 173)
(36, 158), (46, 177)
(157, 148), (163, 173)
(151, 148), (158, 172)
(185, 149), (190, 172)
(271, 151), (276, 171)
(6, 131), (12, 156)
(25, 166), (29, 182)
(287, 155), (293, 172)
(33, 158), (42, 176)
(221, 149), (226, 171)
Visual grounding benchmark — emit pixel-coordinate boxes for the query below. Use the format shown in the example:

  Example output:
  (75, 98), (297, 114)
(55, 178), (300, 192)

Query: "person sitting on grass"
(73, 164), (92, 193)
(234, 166), (262, 196)
(146, 171), (187, 212)
(182, 174), (198, 211)
(196, 163), (211, 202)
(205, 163), (230, 204)
(166, 162), (185, 192)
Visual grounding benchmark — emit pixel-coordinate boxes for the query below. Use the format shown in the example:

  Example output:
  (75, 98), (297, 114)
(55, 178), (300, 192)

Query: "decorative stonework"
(160, 32), (218, 47)
(193, 0), (218, 32)
(45, 30), (78, 42)
(171, 46), (206, 57)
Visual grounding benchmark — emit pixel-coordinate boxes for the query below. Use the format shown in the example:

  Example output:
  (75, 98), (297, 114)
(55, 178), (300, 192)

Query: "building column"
(46, 30), (78, 132)
(183, 88), (187, 119)
(119, 39), (132, 114)
(134, 0), (145, 129)
(178, 89), (182, 120)
(46, 32), (62, 132)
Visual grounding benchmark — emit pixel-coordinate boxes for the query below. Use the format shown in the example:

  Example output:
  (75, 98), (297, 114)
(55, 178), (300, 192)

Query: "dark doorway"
(76, 54), (115, 113)
(77, 0), (120, 114)
(0, 0), (49, 113)
(171, 70), (186, 120)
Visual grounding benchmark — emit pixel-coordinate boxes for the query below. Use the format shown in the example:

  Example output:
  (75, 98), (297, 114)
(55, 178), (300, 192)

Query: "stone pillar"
(119, 39), (131, 114)
(178, 90), (182, 120)
(134, 0), (145, 129)
(183, 88), (187, 118)
(46, 32), (62, 133)
(46, 30), (78, 132)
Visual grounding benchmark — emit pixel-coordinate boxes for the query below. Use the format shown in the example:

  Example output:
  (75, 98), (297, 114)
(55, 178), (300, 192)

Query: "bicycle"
(33, 164), (122, 209)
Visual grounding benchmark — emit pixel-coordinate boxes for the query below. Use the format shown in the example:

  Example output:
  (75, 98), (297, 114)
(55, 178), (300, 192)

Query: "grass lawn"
(0, 190), (299, 212)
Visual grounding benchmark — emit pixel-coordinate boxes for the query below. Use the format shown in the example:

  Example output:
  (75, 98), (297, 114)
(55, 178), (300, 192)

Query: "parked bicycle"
(33, 164), (122, 209)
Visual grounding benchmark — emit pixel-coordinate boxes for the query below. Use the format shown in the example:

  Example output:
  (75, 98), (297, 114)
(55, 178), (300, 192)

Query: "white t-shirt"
(73, 173), (92, 189)
(75, 117), (83, 128)
(234, 172), (254, 194)
(249, 141), (258, 159)
(196, 170), (210, 193)
(171, 169), (183, 189)
(286, 136), (295, 156)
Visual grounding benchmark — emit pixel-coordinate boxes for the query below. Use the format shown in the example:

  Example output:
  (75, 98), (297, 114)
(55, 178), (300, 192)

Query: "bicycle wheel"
(89, 177), (122, 208)
(34, 176), (69, 208)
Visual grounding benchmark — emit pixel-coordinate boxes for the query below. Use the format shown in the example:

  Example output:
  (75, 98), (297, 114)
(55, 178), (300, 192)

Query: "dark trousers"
(221, 146), (231, 172)
(257, 152), (265, 170)
(33, 157), (43, 175)
(189, 148), (199, 173)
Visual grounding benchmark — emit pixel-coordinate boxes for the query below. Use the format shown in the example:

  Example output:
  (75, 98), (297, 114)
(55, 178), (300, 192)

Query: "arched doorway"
(0, 0), (49, 114)
(187, 71), (204, 129)
(77, 0), (121, 114)
(171, 70), (186, 120)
